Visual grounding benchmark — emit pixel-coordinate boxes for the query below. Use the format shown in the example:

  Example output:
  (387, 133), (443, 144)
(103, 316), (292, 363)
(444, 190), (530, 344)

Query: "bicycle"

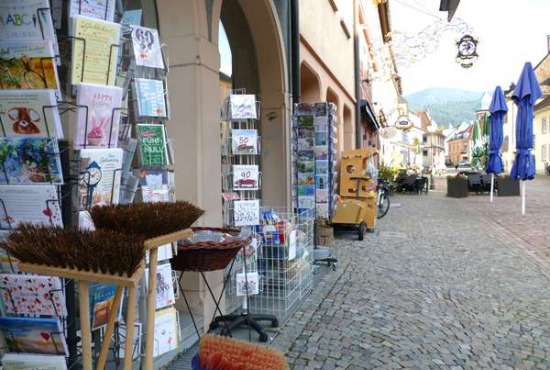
(377, 178), (390, 219)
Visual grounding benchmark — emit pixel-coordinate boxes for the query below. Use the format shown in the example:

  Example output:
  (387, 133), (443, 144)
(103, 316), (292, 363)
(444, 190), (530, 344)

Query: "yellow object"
(331, 148), (379, 237)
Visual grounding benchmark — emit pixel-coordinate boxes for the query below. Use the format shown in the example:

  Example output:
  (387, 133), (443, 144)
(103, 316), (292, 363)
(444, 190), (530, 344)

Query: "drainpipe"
(353, 0), (362, 149)
(291, 0), (300, 105)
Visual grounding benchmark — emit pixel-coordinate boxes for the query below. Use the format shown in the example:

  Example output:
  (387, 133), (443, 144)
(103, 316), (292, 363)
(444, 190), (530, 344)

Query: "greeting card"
(0, 185), (62, 229)
(231, 129), (258, 155)
(145, 263), (175, 309)
(132, 79), (166, 117)
(89, 283), (122, 329)
(298, 185), (314, 196)
(0, 138), (63, 185)
(0, 1), (56, 43)
(0, 317), (68, 355)
(2, 353), (67, 370)
(71, 16), (121, 86)
(229, 95), (257, 120)
(69, 0), (116, 23)
(315, 131), (328, 146)
(0, 41), (58, 92)
(77, 149), (123, 209)
(136, 124), (169, 167)
(297, 172), (314, 186)
(131, 26), (164, 69)
(297, 161), (314, 173)
(153, 307), (179, 357)
(74, 83), (123, 149)
(121, 10), (143, 26)
(236, 272), (259, 297)
(234, 200), (260, 227)
(138, 169), (169, 202)
(315, 174), (328, 190)
(0, 275), (67, 316)
(232, 165), (259, 191)
(0, 90), (63, 138)
(314, 146), (328, 160)
(117, 323), (142, 360)
(315, 160), (329, 174)
(297, 116), (313, 127)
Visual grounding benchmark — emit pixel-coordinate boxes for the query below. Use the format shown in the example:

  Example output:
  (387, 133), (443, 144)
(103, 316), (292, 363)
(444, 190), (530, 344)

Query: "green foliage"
(410, 100), (481, 128)
(378, 161), (395, 181)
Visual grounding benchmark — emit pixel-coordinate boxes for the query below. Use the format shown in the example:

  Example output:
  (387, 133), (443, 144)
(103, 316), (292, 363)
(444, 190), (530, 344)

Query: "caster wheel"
(358, 222), (367, 241)
(271, 319), (279, 328)
(259, 333), (269, 342)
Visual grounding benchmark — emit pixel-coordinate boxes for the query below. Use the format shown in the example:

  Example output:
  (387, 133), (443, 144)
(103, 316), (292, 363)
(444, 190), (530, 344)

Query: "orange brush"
(193, 335), (289, 370)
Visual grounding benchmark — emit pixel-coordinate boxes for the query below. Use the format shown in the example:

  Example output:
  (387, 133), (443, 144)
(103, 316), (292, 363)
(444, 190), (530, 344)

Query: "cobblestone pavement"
(272, 184), (550, 370)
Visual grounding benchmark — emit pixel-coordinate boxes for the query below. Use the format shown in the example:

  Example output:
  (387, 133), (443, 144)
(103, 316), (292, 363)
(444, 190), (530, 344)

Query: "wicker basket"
(171, 228), (249, 272)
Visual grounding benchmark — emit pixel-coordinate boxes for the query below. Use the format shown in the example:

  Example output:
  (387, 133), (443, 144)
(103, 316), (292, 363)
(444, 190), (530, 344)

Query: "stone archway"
(300, 62), (322, 103)
(157, 0), (291, 219)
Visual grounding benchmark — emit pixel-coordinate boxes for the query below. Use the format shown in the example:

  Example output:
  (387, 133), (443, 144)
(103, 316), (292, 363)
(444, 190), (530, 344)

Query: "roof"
(415, 111), (431, 131)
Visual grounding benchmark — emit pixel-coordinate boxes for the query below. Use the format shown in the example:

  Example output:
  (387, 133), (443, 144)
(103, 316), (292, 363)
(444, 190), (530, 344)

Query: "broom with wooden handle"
(192, 335), (289, 370)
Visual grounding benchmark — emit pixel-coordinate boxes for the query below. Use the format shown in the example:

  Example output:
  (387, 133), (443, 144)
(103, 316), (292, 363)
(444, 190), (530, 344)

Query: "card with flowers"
(0, 138), (63, 185)
(0, 274), (67, 316)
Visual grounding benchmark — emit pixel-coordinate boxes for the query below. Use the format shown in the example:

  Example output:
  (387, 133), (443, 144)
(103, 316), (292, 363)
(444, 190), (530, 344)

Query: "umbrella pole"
(490, 174), (494, 203)
(521, 181), (526, 215)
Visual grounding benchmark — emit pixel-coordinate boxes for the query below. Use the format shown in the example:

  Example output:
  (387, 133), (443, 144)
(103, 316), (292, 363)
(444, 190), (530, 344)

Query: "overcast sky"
(391, 0), (550, 95)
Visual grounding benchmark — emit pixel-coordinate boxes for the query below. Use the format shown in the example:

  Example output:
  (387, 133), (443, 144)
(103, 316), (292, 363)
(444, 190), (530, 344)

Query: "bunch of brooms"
(3, 201), (204, 277)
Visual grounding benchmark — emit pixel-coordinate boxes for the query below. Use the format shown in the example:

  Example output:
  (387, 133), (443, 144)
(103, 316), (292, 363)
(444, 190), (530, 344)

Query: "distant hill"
(406, 88), (483, 128)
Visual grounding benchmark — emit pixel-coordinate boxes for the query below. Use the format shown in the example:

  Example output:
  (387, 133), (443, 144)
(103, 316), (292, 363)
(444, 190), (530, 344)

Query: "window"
(423, 150), (428, 156)
(543, 117), (549, 135)
(543, 144), (548, 162)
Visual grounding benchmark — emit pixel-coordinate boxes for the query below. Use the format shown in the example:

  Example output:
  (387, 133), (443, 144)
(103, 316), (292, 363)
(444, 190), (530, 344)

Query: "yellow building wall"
(534, 106), (550, 174)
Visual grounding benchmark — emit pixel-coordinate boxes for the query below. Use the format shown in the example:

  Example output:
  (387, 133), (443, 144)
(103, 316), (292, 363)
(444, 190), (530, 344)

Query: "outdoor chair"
(400, 174), (422, 194)
(481, 174), (493, 193)
(467, 174), (484, 194)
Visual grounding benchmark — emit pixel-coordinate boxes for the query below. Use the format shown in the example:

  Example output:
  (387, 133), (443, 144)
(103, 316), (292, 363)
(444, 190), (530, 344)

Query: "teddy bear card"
(0, 90), (63, 139)
(75, 83), (123, 149)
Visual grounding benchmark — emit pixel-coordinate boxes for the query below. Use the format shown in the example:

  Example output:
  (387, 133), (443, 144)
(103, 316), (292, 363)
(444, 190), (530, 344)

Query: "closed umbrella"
(486, 86), (508, 202)
(482, 112), (490, 167)
(510, 62), (542, 214)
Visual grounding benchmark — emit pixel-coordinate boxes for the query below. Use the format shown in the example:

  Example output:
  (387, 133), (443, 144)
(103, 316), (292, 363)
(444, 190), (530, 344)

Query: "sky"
(391, 0), (550, 95)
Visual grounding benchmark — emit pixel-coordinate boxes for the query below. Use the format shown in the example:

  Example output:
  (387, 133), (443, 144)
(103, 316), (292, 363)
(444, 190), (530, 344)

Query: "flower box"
(447, 178), (468, 198)
(497, 177), (520, 196)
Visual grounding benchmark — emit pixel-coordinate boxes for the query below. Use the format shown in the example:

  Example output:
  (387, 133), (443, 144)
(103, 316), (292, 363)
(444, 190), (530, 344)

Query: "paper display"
(231, 129), (258, 155)
(145, 263), (175, 309)
(77, 149), (123, 209)
(0, 138), (63, 185)
(75, 83), (123, 149)
(229, 95), (257, 120)
(0, 275), (67, 316)
(0, 185), (63, 228)
(236, 272), (259, 297)
(71, 16), (121, 86)
(232, 165), (259, 190)
(69, 0), (116, 22)
(133, 79), (167, 117)
(131, 26), (164, 69)
(0, 90), (63, 138)
(136, 124), (169, 167)
(153, 307), (179, 357)
(234, 200), (260, 226)
(0, 316), (68, 355)
(139, 169), (170, 202)
(0, 41), (59, 92)
(2, 353), (67, 370)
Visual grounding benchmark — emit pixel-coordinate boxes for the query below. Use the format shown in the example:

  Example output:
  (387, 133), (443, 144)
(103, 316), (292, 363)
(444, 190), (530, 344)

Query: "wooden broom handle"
(95, 287), (123, 370)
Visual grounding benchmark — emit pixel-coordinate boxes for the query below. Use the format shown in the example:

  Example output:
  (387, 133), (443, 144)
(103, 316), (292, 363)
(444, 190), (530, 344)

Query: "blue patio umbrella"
(486, 86), (508, 202)
(510, 62), (542, 214)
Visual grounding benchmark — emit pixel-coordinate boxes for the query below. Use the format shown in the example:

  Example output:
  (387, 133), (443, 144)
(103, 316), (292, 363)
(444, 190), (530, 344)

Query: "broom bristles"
(90, 201), (204, 240)
(197, 335), (289, 370)
(4, 224), (145, 277)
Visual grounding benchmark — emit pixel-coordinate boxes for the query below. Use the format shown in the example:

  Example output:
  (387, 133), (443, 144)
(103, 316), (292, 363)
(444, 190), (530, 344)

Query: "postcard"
(298, 184), (314, 196)
(298, 196), (315, 209)
(315, 174), (328, 190)
(131, 26), (164, 69)
(0, 90), (63, 138)
(229, 95), (257, 120)
(71, 16), (121, 86)
(69, 0), (116, 23)
(74, 83), (123, 149)
(297, 115), (313, 127)
(0, 317), (67, 355)
(234, 199), (260, 227)
(0, 274), (66, 316)
(315, 146), (328, 160)
(136, 124), (169, 167)
(2, 353), (67, 370)
(0, 0), (56, 45)
(145, 263), (175, 309)
(316, 189), (329, 204)
(153, 307), (179, 357)
(231, 129), (258, 155)
(232, 165), (259, 191)
(0, 185), (62, 229)
(297, 172), (314, 186)
(0, 138), (63, 185)
(133, 78), (167, 117)
(138, 169), (170, 202)
(89, 283), (122, 329)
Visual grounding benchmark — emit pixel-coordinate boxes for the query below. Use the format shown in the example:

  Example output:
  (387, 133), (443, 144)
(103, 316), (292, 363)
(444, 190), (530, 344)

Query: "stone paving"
(272, 184), (550, 370)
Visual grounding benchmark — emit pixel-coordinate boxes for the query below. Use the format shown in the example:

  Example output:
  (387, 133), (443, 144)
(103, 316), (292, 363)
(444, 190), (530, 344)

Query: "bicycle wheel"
(377, 193), (390, 219)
